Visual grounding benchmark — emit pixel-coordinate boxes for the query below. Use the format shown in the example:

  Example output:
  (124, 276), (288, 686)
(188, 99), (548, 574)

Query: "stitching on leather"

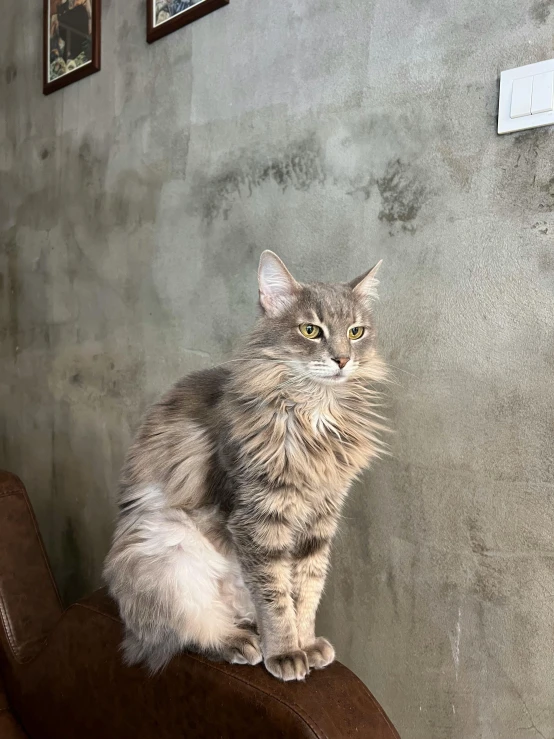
(0, 487), (63, 610)
(0, 589), (49, 667)
(0, 489), (32, 662)
(0, 488), (24, 499)
(76, 602), (328, 739)
(0, 489), (63, 663)
(19, 491), (64, 610)
(0, 591), (22, 661)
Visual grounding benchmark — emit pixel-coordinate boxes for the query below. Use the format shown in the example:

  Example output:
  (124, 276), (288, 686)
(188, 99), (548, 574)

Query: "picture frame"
(147, 0), (229, 44)
(43, 0), (101, 95)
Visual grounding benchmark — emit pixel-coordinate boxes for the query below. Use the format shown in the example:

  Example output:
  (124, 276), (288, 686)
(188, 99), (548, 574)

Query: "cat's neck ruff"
(229, 351), (387, 414)
(226, 354), (389, 487)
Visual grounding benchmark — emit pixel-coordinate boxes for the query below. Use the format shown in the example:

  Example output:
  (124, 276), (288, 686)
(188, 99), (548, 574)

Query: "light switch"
(510, 76), (533, 118)
(531, 71), (554, 114)
(499, 58), (554, 134)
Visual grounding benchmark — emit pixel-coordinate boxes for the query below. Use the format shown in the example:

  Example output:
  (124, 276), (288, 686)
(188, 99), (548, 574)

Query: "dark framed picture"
(147, 0), (229, 44)
(43, 0), (101, 95)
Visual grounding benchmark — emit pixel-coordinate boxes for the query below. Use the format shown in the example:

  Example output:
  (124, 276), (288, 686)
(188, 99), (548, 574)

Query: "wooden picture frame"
(43, 0), (101, 95)
(147, 0), (229, 44)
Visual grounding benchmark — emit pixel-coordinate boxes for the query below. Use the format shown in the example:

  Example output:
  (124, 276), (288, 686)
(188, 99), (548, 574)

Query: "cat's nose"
(332, 356), (350, 370)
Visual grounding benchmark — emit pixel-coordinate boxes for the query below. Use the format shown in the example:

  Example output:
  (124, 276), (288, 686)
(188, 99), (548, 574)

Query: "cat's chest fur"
(231, 394), (378, 494)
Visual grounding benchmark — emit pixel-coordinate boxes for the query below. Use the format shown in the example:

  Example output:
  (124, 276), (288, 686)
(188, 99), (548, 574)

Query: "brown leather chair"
(0, 470), (400, 738)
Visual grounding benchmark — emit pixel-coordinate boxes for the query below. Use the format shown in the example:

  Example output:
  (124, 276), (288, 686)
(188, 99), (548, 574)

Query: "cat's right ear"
(258, 251), (300, 317)
(350, 260), (382, 302)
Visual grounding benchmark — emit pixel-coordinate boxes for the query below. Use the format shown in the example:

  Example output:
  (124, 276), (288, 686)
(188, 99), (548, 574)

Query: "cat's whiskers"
(386, 362), (420, 380)
(215, 357), (298, 368)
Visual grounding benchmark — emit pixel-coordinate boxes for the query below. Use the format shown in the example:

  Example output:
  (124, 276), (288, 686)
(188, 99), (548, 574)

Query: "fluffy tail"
(121, 626), (183, 674)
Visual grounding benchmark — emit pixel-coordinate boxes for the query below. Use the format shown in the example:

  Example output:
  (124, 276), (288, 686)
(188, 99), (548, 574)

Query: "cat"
(103, 251), (388, 681)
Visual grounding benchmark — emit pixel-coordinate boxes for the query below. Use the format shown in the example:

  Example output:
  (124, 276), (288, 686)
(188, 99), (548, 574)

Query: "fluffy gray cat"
(103, 251), (387, 681)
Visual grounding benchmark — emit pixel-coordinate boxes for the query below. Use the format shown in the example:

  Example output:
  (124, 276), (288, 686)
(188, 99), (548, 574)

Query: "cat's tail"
(121, 626), (183, 674)
(104, 504), (244, 674)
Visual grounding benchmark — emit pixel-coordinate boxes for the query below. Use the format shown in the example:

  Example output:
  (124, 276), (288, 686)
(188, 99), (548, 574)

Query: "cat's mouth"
(292, 361), (353, 384)
(309, 370), (349, 384)
(325, 373), (348, 383)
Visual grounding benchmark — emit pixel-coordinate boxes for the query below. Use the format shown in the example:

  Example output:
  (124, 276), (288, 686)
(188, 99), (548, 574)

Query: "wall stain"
(538, 175), (554, 212)
(4, 64), (17, 84)
(473, 559), (509, 605)
(8, 133), (170, 351)
(376, 159), (426, 234)
(538, 248), (554, 272)
(193, 133), (326, 224)
(466, 517), (510, 605)
(467, 516), (488, 555)
(496, 128), (554, 217)
(385, 565), (400, 618)
(6, 238), (19, 359)
(348, 180), (373, 201)
(532, 221), (549, 235)
(348, 159), (426, 234)
(530, 0), (554, 24)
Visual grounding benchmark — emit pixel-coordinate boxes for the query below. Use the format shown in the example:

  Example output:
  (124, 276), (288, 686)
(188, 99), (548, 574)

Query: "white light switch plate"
(498, 58), (554, 134)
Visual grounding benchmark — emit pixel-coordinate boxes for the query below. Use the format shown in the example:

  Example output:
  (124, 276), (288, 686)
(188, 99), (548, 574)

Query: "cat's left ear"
(349, 260), (382, 301)
(258, 251), (300, 317)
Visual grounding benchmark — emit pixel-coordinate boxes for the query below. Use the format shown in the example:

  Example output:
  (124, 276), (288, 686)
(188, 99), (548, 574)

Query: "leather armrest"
(0, 472), (400, 739)
(0, 472), (63, 664)
(11, 591), (399, 739)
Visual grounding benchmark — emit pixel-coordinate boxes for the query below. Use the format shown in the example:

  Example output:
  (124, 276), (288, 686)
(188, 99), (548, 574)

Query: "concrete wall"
(1, 0), (553, 736)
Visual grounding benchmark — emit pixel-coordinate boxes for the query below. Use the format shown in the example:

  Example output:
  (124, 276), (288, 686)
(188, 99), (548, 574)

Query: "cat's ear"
(258, 251), (300, 317)
(350, 260), (382, 301)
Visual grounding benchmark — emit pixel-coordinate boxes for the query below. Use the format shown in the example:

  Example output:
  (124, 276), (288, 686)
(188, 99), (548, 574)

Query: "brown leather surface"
(6, 591), (398, 739)
(0, 472), (400, 739)
(0, 473), (63, 664)
(0, 675), (7, 712)
(0, 711), (28, 739)
(0, 674), (27, 738)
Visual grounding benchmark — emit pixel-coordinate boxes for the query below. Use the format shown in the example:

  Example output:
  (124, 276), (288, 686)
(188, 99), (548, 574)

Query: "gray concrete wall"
(1, 0), (553, 736)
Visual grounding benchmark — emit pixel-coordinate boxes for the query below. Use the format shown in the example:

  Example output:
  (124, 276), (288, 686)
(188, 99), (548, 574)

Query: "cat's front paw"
(222, 629), (263, 666)
(265, 650), (309, 681)
(303, 637), (335, 669)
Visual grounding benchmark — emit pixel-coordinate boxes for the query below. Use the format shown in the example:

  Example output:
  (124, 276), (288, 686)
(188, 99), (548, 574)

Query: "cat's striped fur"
(104, 251), (387, 680)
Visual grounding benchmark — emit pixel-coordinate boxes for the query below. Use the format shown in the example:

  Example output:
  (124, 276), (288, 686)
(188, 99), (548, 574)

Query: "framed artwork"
(44, 0), (101, 95)
(147, 0), (229, 44)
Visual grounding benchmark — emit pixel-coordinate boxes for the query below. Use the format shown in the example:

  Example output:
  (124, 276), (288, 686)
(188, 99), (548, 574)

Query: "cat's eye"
(348, 326), (365, 340)
(299, 323), (322, 339)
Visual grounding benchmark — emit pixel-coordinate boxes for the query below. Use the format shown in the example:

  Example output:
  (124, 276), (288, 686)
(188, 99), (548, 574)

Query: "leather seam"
(0, 589), (50, 666)
(0, 610), (68, 668)
(0, 592), (22, 661)
(75, 603), (329, 739)
(18, 492), (64, 610)
(0, 489), (63, 610)
(0, 489), (63, 663)
(0, 488), (25, 499)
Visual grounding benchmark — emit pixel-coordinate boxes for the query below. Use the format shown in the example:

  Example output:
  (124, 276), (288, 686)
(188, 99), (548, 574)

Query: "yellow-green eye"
(348, 326), (365, 340)
(299, 323), (322, 339)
